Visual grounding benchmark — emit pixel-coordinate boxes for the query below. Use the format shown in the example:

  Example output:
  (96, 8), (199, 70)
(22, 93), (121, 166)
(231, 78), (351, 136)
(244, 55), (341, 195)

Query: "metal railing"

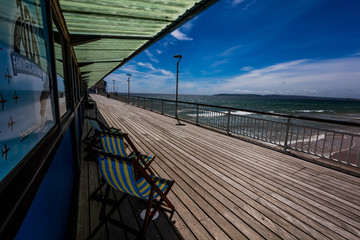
(111, 94), (360, 168)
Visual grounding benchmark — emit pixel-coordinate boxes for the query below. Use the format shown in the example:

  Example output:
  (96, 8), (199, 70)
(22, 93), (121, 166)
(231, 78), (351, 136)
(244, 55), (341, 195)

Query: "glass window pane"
(0, 0), (56, 182)
(53, 23), (68, 115)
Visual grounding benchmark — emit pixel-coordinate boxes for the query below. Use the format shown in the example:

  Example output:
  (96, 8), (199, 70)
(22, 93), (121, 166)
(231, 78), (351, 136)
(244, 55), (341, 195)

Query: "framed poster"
(0, 0), (55, 182)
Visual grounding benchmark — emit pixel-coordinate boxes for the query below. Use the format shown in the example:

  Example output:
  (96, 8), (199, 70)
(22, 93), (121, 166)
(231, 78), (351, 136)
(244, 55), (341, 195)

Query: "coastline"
(289, 132), (360, 165)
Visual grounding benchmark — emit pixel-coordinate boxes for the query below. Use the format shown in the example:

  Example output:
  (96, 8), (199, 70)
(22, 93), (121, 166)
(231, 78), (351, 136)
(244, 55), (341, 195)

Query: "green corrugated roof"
(58, 0), (217, 88)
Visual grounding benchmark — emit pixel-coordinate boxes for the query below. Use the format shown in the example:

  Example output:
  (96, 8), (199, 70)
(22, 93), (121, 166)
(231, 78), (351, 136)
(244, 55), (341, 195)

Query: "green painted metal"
(58, 0), (217, 87)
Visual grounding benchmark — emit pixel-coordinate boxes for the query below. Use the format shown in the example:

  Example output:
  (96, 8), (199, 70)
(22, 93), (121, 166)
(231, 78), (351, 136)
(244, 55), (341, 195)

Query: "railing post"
(143, 98), (145, 109)
(175, 101), (178, 119)
(196, 105), (199, 125)
(161, 100), (164, 115)
(151, 99), (153, 111)
(226, 109), (231, 135)
(284, 117), (291, 150)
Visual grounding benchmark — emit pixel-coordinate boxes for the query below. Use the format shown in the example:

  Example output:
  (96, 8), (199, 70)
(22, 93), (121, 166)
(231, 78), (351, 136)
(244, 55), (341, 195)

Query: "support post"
(196, 105), (199, 125)
(226, 109), (231, 135)
(284, 117), (291, 150)
(161, 100), (164, 115)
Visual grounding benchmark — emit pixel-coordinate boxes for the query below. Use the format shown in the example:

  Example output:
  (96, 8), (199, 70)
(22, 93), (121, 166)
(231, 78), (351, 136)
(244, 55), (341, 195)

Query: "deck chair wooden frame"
(98, 131), (155, 175)
(88, 150), (175, 239)
(87, 131), (156, 204)
(84, 116), (121, 145)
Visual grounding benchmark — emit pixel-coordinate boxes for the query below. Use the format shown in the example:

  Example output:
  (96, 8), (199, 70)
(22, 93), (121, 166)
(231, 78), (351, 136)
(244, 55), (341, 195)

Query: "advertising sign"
(0, 0), (55, 181)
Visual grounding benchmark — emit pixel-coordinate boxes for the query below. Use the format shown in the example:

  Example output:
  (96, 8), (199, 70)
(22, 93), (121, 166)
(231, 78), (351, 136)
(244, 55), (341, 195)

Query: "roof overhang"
(57, 0), (218, 88)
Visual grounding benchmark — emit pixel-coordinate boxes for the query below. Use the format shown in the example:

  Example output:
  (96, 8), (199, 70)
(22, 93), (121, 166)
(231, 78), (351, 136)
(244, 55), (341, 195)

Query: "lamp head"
(174, 54), (182, 59)
(126, 74), (131, 77)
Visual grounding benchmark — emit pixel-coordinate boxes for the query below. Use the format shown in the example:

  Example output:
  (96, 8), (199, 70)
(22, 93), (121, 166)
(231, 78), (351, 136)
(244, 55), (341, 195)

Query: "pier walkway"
(79, 94), (360, 239)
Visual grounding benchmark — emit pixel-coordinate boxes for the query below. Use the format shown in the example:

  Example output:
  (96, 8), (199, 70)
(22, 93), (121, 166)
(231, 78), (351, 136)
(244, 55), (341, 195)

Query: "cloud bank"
(107, 57), (360, 99)
(216, 57), (360, 98)
(170, 21), (195, 41)
(171, 29), (193, 41)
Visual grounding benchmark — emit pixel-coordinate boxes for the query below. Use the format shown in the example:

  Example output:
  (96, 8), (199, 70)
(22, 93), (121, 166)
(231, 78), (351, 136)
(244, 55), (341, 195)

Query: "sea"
(114, 93), (360, 163)
(129, 93), (360, 123)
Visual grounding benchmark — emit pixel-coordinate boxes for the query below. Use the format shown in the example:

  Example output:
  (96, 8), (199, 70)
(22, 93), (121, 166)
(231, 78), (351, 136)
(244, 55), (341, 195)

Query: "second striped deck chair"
(99, 131), (155, 175)
(84, 117), (121, 145)
(88, 151), (175, 239)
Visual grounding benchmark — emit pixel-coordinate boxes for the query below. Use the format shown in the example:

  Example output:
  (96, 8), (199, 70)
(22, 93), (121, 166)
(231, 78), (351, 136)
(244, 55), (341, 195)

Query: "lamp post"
(127, 74), (131, 103)
(174, 55), (182, 119)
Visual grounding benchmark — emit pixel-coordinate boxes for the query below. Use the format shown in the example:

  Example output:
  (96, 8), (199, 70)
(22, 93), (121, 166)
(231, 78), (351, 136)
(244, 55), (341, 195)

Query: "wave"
(186, 110), (253, 118)
(231, 110), (254, 116)
(186, 112), (226, 118)
(292, 110), (327, 113)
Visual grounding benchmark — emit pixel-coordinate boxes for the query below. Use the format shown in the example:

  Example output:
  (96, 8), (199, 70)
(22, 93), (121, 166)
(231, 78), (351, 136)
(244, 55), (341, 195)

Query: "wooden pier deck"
(78, 94), (360, 240)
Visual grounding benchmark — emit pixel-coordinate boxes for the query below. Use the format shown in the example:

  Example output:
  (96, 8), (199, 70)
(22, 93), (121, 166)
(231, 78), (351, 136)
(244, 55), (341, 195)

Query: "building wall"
(0, 0), (83, 238)
(15, 128), (75, 240)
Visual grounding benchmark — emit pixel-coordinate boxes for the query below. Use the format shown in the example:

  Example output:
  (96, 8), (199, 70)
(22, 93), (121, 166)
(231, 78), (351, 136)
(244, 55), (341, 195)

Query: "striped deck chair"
(89, 151), (175, 239)
(84, 117), (121, 145)
(99, 131), (155, 175)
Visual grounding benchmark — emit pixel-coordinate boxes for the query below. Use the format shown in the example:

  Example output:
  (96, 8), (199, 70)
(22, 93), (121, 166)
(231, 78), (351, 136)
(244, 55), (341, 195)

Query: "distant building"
(89, 80), (107, 93)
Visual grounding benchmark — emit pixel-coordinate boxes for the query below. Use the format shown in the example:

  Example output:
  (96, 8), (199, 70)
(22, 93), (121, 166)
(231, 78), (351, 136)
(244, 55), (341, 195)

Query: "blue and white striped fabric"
(99, 132), (155, 167)
(98, 154), (172, 200)
(86, 118), (120, 133)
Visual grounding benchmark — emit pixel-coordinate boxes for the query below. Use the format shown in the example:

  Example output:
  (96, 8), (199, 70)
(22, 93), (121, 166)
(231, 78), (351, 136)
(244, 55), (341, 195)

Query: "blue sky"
(105, 0), (360, 99)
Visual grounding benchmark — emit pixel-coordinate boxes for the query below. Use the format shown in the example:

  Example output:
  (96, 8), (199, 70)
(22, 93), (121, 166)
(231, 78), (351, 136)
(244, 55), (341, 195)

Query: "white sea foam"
(191, 112), (226, 118)
(231, 110), (253, 116)
(187, 110), (253, 118)
(292, 110), (329, 113)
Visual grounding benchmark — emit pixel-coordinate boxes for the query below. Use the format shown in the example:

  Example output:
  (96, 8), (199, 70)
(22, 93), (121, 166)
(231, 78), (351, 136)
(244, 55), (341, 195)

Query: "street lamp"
(127, 74), (131, 103)
(174, 55), (182, 120)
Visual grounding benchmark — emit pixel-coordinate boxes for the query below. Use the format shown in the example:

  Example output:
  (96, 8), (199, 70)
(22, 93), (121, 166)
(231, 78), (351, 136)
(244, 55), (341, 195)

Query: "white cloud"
(160, 69), (173, 76)
(107, 57), (360, 98)
(171, 29), (193, 41)
(241, 66), (253, 71)
(106, 63), (175, 94)
(136, 62), (174, 77)
(156, 50), (162, 54)
(144, 50), (158, 63)
(234, 89), (254, 93)
(217, 57), (360, 98)
(137, 62), (156, 70)
(352, 51), (360, 56)
(232, 0), (245, 7)
(182, 20), (197, 31)
(231, 0), (256, 9)
(220, 45), (242, 56)
(211, 60), (228, 68)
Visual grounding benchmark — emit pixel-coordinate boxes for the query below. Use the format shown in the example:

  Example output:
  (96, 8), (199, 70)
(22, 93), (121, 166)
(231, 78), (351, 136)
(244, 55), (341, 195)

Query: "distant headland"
(213, 94), (360, 101)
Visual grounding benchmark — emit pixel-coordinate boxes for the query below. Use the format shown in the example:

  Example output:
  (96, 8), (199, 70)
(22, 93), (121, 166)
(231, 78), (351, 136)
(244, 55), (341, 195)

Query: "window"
(52, 22), (68, 116)
(0, 0), (56, 182)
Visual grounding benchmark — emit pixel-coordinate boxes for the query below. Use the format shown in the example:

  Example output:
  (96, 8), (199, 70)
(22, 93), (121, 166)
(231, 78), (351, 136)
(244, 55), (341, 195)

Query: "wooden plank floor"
(77, 107), (181, 240)
(86, 94), (360, 240)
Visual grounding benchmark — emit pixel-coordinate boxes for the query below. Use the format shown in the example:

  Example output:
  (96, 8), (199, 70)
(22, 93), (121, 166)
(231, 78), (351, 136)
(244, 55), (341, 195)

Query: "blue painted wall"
(15, 128), (75, 240)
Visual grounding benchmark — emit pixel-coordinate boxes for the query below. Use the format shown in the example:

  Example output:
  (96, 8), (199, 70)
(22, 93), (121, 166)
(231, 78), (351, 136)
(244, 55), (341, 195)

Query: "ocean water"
(129, 93), (360, 123)
(113, 93), (360, 164)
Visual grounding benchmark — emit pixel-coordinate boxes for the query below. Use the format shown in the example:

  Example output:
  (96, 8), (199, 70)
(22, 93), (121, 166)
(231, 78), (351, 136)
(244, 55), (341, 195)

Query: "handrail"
(108, 93), (360, 168)
(127, 95), (360, 127)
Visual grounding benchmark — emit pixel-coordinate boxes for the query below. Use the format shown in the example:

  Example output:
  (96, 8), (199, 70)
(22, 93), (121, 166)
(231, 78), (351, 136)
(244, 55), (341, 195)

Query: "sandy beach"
(289, 132), (360, 166)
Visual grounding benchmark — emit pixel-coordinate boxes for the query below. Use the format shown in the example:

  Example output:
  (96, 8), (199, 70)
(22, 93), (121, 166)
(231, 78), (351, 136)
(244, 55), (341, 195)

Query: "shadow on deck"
(77, 111), (182, 240)
(77, 94), (360, 240)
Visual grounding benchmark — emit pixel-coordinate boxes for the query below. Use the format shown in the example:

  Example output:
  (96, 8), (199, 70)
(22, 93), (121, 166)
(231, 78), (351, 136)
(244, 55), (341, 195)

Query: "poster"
(0, 0), (55, 181)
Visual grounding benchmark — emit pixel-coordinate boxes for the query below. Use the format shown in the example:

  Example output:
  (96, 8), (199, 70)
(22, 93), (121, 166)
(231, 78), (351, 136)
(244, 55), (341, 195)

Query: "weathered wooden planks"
(90, 94), (360, 240)
(77, 108), (181, 240)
